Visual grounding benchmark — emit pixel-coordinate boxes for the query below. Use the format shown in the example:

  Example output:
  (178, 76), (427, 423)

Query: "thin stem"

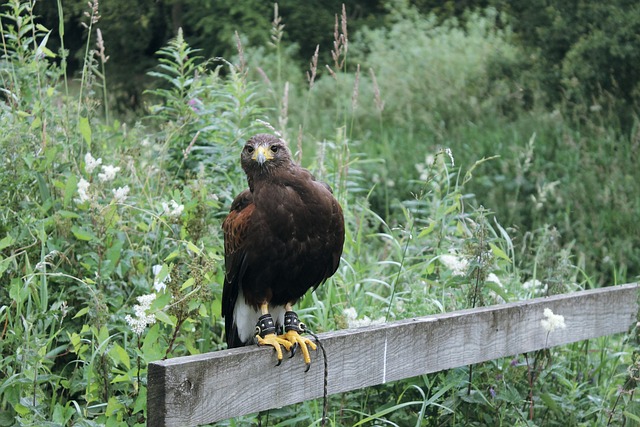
(386, 222), (413, 322)
(101, 59), (109, 123)
(164, 316), (185, 358)
(136, 334), (142, 392)
(77, 22), (93, 121)
(56, 0), (69, 98)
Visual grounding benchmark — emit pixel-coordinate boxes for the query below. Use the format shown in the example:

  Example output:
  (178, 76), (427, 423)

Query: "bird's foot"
(280, 311), (317, 371)
(257, 333), (293, 365)
(255, 313), (292, 365)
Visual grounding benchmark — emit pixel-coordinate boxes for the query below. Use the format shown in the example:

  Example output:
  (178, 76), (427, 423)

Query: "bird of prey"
(222, 133), (345, 367)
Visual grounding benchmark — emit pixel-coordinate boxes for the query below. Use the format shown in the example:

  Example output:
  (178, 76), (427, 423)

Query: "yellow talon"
(256, 333), (293, 364)
(280, 329), (317, 366)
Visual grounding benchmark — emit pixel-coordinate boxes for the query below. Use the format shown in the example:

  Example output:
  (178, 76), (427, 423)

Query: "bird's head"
(241, 134), (292, 176)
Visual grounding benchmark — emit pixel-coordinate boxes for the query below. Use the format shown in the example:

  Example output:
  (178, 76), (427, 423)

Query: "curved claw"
(256, 333), (293, 365)
(279, 330), (317, 368)
(289, 342), (298, 359)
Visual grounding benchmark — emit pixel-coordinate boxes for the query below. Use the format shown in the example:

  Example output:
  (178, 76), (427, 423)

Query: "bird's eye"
(245, 145), (254, 154)
(270, 145), (279, 153)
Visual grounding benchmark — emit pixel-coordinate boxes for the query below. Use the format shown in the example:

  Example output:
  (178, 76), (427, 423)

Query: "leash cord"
(306, 329), (328, 427)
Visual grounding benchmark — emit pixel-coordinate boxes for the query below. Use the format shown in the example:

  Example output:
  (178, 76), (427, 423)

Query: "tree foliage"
(495, 0), (640, 126)
(29, 0), (640, 124)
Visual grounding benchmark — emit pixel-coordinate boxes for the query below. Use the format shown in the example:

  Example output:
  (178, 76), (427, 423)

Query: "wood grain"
(148, 283), (639, 427)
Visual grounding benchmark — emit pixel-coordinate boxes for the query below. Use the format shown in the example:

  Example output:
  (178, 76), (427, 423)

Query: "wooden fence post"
(148, 283), (639, 426)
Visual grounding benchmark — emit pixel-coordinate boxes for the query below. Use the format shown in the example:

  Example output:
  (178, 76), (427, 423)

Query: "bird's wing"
(221, 189), (254, 346)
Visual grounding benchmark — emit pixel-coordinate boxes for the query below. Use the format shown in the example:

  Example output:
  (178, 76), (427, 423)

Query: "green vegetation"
(1, 1), (639, 426)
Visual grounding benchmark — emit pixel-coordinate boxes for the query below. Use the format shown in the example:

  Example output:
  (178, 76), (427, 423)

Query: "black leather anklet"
(284, 311), (306, 333)
(255, 314), (276, 337)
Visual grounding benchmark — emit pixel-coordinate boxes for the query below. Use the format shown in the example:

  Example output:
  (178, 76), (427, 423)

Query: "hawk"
(222, 133), (345, 367)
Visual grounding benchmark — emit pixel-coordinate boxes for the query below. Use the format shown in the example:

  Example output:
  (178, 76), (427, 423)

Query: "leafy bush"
(0, 3), (228, 424)
(496, 0), (640, 129)
(242, 1), (640, 285)
(349, 7), (519, 133)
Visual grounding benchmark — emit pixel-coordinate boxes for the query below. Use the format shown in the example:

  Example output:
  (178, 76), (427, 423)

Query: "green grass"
(0, 1), (638, 426)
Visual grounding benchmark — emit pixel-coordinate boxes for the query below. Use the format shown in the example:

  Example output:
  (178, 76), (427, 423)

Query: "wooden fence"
(148, 283), (639, 427)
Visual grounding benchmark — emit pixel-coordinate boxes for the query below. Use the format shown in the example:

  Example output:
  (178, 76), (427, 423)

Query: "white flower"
(486, 273), (502, 286)
(487, 273), (506, 303)
(343, 307), (358, 321)
(84, 152), (102, 173)
(439, 254), (468, 276)
(152, 264), (163, 276)
(98, 164), (121, 182)
(523, 279), (542, 289)
(523, 279), (548, 295)
(112, 185), (130, 203)
(162, 200), (184, 218)
(75, 178), (91, 203)
(35, 250), (61, 271)
(152, 264), (170, 292)
(125, 293), (157, 335)
(444, 147), (454, 166)
(343, 307), (384, 328)
(541, 308), (566, 333)
(350, 315), (385, 328)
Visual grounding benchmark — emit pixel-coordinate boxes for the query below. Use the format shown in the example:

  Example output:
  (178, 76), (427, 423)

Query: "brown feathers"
(222, 134), (345, 347)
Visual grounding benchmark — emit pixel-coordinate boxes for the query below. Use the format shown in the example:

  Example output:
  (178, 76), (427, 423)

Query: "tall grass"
(245, 2), (639, 287)
(0, 1), (638, 426)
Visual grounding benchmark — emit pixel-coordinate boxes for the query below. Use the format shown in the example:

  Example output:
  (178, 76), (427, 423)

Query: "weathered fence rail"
(148, 283), (639, 426)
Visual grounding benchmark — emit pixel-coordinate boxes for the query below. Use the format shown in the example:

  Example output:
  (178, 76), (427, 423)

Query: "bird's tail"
(225, 318), (244, 348)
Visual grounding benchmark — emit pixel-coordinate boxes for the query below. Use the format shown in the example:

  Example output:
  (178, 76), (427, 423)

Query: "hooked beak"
(252, 145), (273, 165)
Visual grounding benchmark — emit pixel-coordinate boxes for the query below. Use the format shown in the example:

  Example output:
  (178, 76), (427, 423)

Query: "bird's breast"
(249, 182), (336, 253)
